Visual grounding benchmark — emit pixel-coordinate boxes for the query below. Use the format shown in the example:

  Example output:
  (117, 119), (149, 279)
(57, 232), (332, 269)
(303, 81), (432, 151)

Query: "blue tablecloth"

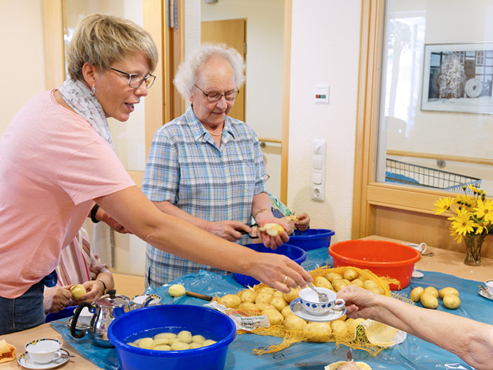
(51, 248), (493, 369)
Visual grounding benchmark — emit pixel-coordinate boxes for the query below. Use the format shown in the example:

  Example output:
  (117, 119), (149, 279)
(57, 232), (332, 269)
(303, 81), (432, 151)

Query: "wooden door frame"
(42, 0), (182, 187)
(351, 0), (469, 239)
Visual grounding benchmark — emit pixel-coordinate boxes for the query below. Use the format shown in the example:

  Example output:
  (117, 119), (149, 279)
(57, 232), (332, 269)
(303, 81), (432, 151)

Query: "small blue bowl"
(108, 305), (236, 370)
(287, 229), (335, 251)
(234, 243), (307, 287)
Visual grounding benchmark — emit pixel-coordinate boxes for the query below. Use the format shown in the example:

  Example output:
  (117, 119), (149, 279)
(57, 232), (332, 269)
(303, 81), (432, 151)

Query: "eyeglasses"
(110, 67), (156, 89)
(194, 84), (239, 103)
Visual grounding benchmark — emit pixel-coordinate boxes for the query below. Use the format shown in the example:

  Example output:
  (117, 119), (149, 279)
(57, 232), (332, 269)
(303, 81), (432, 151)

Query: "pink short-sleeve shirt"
(0, 90), (135, 298)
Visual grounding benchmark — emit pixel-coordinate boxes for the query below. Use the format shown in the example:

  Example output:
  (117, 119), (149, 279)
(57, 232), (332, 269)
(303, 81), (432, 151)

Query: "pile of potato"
(128, 330), (216, 351)
(410, 286), (460, 309)
(218, 267), (389, 342)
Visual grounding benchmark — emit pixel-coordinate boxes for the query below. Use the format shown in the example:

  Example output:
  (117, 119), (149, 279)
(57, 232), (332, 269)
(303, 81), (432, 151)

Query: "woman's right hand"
(43, 286), (73, 314)
(206, 220), (251, 241)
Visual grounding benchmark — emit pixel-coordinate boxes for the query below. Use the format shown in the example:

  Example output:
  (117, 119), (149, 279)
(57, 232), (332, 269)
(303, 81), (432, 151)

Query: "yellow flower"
(468, 184), (479, 194)
(450, 208), (475, 236)
(455, 194), (472, 206)
(450, 228), (463, 243)
(474, 198), (493, 223)
(434, 197), (455, 215)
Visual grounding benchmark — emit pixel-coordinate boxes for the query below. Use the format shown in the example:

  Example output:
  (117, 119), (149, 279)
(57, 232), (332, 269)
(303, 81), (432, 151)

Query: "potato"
(273, 290), (284, 297)
(443, 294), (461, 309)
(255, 302), (274, 311)
(281, 305), (294, 318)
(326, 361), (372, 370)
(202, 339), (217, 346)
(357, 275), (367, 282)
(168, 337), (180, 345)
(177, 330), (192, 343)
(410, 287), (424, 302)
(283, 287), (301, 303)
(335, 314), (347, 322)
(138, 337), (155, 349)
(350, 279), (364, 288)
(420, 292), (438, 309)
(283, 314), (307, 331)
(192, 335), (206, 344)
(154, 345), (171, 351)
(368, 287), (385, 295)
(314, 276), (333, 290)
(70, 284), (86, 300)
(189, 343), (202, 349)
(362, 280), (378, 290)
(258, 287), (276, 295)
(270, 296), (288, 311)
(344, 268), (359, 281)
(168, 284), (186, 297)
(239, 290), (257, 303)
(331, 320), (348, 336)
(303, 322), (332, 342)
(325, 272), (343, 282)
(262, 308), (284, 325)
(341, 279), (351, 285)
(238, 302), (260, 312)
(424, 286), (439, 298)
(155, 332), (177, 339)
(260, 223), (285, 236)
(154, 337), (169, 346)
(171, 342), (190, 350)
(332, 279), (349, 292)
(255, 293), (273, 305)
(220, 294), (241, 308)
(439, 287), (459, 299)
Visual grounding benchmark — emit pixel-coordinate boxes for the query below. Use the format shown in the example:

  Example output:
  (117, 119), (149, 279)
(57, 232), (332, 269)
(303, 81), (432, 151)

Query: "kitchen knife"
(186, 291), (213, 301)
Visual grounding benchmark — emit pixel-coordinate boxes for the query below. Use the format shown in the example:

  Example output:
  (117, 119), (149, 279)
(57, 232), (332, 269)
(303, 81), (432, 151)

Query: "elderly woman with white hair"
(142, 43), (291, 286)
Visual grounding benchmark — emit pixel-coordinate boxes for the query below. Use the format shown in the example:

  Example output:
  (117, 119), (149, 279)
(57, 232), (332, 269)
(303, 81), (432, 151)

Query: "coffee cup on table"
(25, 339), (62, 364)
(485, 280), (493, 294)
(298, 287), (345, 316)
(406, 242), (427, 254)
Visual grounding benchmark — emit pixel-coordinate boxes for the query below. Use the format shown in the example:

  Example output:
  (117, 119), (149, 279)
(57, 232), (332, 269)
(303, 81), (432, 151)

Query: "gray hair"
(173, 43), (246, 99)
(67, 13), (158, 81)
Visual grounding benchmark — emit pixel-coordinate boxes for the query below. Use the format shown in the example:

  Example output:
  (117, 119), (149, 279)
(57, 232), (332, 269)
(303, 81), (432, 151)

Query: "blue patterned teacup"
(299, 287), (345, 316)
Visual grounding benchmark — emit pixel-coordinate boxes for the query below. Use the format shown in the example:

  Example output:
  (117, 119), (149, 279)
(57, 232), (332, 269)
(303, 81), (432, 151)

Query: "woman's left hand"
(257, 218), (289, 250)
(72, 280), (105, 304)
(294, 212), (310, 231)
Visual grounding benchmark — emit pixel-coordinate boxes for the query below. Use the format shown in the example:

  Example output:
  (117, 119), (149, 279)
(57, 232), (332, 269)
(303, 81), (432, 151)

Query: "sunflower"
(449, 208), (475, 237)
(434, 197), (455, 215)
(474, 198), (493, 223)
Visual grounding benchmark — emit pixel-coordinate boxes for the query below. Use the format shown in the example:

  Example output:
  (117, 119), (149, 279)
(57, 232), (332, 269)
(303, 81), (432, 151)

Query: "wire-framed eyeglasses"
(194, 84), (239, 103)
(110, 67), (156, 89)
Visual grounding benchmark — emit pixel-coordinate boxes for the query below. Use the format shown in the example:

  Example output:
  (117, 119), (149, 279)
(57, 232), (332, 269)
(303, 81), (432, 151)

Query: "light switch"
(312, 172), (322, 185)
(313, 157), (322, 169)
(311, 139), (326, 201)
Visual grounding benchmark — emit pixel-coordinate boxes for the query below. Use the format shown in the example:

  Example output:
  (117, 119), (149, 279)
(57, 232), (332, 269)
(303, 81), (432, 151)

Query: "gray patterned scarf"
(58, 79), (115, 151)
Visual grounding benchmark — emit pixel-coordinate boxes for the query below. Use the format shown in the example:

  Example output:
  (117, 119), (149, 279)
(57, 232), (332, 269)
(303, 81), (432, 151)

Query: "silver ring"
(283, 275), (288, 284)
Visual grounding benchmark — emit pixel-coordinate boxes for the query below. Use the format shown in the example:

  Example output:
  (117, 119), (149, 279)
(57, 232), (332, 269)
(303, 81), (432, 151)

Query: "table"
(2, 237), (492, 369)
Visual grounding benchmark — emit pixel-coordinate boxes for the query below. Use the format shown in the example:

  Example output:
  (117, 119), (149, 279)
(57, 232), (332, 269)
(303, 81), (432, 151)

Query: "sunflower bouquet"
(434, 185), (493, 265)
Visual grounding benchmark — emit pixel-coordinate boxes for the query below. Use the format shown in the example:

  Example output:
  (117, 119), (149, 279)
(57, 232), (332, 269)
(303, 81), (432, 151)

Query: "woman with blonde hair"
(0, 15), (311, 335)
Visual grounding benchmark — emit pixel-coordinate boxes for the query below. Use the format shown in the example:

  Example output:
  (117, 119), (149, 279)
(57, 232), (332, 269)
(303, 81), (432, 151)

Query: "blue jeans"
(0, 280), (45, 335)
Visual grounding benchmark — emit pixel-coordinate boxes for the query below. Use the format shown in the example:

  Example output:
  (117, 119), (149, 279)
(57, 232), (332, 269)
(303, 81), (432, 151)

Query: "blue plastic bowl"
(108, 305), (236, 370)
(234, 243), (307, 287)
(287, 229), (335, 251)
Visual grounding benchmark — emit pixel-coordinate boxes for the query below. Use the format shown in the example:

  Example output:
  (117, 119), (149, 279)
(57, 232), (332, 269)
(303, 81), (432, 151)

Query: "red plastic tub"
(328, 239), (421, 290)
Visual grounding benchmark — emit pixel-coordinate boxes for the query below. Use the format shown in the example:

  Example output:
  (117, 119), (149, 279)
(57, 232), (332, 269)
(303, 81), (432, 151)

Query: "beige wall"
(0, 0), (46, 137)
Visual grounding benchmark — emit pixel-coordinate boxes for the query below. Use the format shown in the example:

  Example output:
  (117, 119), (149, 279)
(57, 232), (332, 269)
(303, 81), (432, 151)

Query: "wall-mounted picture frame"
(421, 42), (493, 114)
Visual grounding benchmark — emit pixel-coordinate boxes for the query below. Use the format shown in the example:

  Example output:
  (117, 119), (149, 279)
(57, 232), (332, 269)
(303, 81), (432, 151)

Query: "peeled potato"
(154, 345), (171, 351)
(202, 339), (217, 346)
(138, 337), (155, 349)
(168, 284), (186, 297)
(155, 332), (177, 339)
(192, 335), (206, 344)
(154, 337), (169, 346)
(171, 342), (190, 351)
(283, 314), (307, 331)
(326, 361), (372, 370)
(410, 287), (424, 302)
(420, 292), (438, 309)
(220, 294), (241, 308)
(443, 294), (461, 309)
(424, 286), (439, 298)
(260, 223), (285, 236)
(189, 343), (202, 349)
(439, 287), (459, 299)
(177, 330), (192, 343)
(283, 287), (301, 303)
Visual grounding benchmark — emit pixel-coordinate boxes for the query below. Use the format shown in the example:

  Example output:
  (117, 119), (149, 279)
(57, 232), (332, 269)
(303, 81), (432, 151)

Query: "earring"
(91, 85), (96, 96)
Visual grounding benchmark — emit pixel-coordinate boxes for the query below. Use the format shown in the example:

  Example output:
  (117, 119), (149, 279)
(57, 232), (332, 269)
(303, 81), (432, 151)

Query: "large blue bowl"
(234, 243), (307, 287)
(108, 305), (236, 370)
(287, 229), (335, 251)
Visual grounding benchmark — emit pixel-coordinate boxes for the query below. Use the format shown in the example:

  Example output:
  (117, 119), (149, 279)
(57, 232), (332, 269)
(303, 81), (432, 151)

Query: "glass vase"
(463, 232), (487, 266)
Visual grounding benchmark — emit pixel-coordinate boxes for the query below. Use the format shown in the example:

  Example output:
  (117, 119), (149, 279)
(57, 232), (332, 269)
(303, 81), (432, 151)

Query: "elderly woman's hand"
(257, 218), (290, 250)
(294, 212), (310, 232)
(206, 220), (251, 242)
(43, 286), (73, 314)
(71, 280), (105, 304)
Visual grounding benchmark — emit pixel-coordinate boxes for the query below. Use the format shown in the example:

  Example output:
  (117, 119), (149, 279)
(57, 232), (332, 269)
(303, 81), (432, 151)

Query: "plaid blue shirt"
(142, 105), (267, 286)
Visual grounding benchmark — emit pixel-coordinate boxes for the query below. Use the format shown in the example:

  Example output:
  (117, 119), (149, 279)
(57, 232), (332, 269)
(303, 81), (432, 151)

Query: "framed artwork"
(421, 43), (493, 114)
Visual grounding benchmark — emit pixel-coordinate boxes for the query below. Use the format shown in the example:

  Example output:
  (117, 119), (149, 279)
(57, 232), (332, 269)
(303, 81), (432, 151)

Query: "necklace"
(207, 129), (223, 137)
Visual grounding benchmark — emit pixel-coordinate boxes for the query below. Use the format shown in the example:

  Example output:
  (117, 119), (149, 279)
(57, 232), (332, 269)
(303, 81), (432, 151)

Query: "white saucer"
(290, 298), (346, 322)
(18, 348), (70, 369)
(478, 289), (493, 300)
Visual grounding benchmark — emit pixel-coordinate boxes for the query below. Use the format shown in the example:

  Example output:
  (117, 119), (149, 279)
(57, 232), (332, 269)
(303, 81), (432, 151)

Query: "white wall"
(0, 0), (45, 137)
(287, 0), (361, 243)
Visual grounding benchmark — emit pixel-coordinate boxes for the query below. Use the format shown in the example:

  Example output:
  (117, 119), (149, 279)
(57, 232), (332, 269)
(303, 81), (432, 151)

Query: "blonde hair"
(174, 43), (246, 99)
(67, 13), (158, 81)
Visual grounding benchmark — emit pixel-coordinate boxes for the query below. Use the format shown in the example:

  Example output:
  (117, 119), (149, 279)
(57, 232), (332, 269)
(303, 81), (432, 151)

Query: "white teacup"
(299, 287), (345, 316)
(406, 243), (427, 254)
(485, 280), (493, 294)
(25, 339), (62, 364)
